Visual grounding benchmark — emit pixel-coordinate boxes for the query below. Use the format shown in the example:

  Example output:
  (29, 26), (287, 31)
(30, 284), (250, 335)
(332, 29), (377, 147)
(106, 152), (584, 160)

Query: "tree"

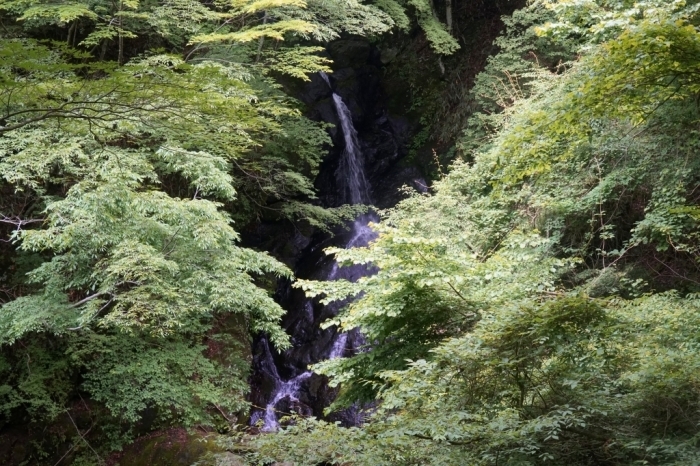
(0, 0), (394, 458)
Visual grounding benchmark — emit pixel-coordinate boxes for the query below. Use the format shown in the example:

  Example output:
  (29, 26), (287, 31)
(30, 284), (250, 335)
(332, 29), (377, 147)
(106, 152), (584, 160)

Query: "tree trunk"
(256, 13), (268, 63)
(117, 1), (124, 65)
(100, 39), (108, 61)
(67, 22), (76, 45)
(445, 0), (453, 34)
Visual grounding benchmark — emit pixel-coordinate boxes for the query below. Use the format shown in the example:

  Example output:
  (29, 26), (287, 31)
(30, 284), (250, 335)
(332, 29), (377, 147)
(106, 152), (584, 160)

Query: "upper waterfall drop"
(333, 94), (371, 205)
(321, 72), (371, 205)
(320, 71), (331, 88)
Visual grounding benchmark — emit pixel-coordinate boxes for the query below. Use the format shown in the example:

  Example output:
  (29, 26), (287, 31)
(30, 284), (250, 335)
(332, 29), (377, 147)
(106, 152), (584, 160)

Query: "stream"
(248, 46), (425, 429)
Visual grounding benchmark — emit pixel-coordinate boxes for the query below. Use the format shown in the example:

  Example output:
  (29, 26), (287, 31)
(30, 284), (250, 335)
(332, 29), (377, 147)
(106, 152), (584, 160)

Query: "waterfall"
(250, 338), (313, 431)
(346, 217), (377, 248)
(322, 72), (371, 205)
(320, 71), (331, 88)
(253, 72), (377, 432)
(323, 72), (376, 375)
(333, 93), (371, 205)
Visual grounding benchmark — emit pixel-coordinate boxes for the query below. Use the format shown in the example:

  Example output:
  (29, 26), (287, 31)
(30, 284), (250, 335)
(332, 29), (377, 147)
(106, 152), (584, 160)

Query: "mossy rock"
(110, 429), (227, 466)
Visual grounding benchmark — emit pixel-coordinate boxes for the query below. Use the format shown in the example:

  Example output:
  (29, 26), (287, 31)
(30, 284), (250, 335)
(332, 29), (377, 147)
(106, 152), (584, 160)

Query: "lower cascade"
(258, 371), (312, 432)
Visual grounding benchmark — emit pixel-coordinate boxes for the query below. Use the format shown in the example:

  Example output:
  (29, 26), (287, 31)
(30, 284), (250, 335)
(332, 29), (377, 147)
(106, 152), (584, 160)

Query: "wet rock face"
(248, 37), (426, 429)
(301, 39), (424, 209)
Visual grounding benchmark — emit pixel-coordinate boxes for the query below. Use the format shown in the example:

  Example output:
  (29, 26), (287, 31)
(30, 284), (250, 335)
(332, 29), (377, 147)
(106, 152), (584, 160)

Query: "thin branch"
(64, 410), (102, 464)
(0, 216), (45, 227)
(446, 281), (470, 303)
(68, 297), (114, 331)
(70, 292), (108, 308)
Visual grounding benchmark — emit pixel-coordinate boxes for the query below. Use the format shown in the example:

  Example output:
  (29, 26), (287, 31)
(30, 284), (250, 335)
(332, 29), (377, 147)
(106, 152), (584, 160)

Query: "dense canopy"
(2, 0), (700, 465)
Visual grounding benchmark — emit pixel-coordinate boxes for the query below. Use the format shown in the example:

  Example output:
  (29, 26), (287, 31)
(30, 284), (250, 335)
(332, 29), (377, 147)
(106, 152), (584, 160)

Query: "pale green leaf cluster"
(405, 0), (459, 54)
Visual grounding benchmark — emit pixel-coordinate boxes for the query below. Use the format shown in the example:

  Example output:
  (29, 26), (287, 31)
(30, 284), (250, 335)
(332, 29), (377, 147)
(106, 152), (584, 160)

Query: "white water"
(332, 94), (371, 205)
(260, 371), (312, 432)
(321, 72), (371, 205)
(320, 71), (332, 88)
(322, 71), (374, 371)
(304, 300), (314, 321)
(328, 332), (348, 359)
(347, 215), (378, 248)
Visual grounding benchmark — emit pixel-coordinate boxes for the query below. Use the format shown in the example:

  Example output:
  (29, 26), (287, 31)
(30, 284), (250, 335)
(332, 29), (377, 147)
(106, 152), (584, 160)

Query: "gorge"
(248, 58), (422, 431)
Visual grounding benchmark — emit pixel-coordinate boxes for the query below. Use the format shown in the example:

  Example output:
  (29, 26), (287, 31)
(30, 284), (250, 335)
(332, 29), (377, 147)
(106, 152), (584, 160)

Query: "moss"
(109, 429), (225, 466)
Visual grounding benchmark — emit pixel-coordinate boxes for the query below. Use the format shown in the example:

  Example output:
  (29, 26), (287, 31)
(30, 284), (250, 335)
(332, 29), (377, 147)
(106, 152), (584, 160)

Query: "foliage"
(458, 2), (574, 153)
(251, 294), (700, 465)
(0, 0), (395, 459)
(404, 0), (459, 55)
